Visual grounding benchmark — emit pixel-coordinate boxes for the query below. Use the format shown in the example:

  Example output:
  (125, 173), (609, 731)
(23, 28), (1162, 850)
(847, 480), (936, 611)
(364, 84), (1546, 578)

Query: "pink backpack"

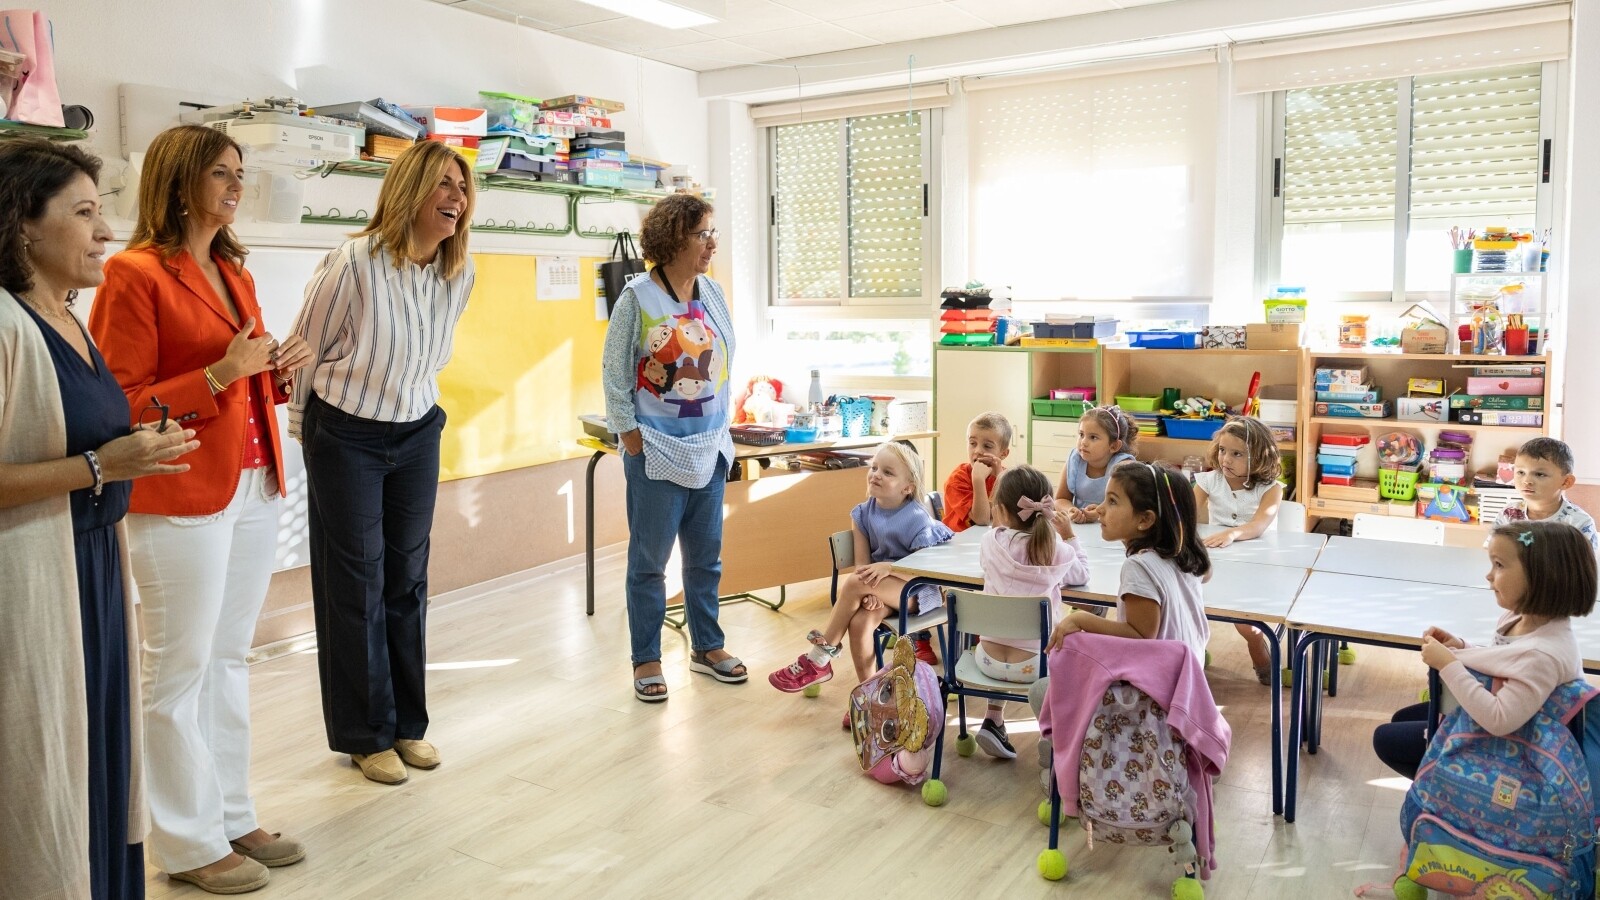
(849, 638), (944, 786)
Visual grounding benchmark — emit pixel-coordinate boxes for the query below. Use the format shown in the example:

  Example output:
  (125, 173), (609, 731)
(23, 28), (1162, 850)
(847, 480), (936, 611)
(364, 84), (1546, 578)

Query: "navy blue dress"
(21, 303), (144, 899)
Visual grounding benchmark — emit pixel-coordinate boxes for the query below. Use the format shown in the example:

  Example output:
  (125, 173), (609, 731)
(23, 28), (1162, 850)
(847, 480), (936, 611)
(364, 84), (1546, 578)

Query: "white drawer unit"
(1031, 419), (1078, 487)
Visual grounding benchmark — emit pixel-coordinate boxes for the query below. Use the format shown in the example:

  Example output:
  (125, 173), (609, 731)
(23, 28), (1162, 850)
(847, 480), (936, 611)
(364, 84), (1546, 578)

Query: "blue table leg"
(1285, 630), (1313, 823)
(1260, 622), (1283, 815)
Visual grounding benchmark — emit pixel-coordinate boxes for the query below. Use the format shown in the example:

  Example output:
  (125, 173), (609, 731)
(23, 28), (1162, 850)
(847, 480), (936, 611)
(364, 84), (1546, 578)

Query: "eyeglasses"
(138, 396), (170, 433)
(694, 228), (719, 243)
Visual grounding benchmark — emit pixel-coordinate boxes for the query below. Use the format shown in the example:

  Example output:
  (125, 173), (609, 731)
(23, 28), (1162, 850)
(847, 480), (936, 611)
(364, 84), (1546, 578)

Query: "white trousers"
(129, 467), (279, 873)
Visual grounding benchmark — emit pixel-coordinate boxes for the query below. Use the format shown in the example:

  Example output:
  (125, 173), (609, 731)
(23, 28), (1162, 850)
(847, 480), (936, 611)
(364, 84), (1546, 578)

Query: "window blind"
(848, 113), (925, 299)
(773, 120), (845, 301)
(966, 63), (1217, 301)
(1409, 64), (1542, 222)
(751, 82), (950, 128)
(1282, 79), (1399, 225)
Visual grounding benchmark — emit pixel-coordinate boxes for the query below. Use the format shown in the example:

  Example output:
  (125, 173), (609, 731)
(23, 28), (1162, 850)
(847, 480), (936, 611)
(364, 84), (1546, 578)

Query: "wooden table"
(891, 527), (1308, 815)
(579, 430), (935, 625)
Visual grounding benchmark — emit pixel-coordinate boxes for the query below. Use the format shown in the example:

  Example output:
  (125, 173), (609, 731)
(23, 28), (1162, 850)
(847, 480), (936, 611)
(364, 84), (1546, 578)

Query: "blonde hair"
(1206, 416), (1281, 489)
(969, 412), (1014, 450)
(358, 141), (475, 279)
(875, 441), (927, 505)
(126, 124), (248, 271)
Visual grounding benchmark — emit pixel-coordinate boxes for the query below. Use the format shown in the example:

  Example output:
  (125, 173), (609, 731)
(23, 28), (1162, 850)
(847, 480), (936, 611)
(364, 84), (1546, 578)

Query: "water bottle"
(808, 369), (824, 411)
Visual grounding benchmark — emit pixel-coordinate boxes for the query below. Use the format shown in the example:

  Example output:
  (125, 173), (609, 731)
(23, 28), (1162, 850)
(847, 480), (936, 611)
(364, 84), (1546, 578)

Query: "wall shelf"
(0, 119), (88, 142)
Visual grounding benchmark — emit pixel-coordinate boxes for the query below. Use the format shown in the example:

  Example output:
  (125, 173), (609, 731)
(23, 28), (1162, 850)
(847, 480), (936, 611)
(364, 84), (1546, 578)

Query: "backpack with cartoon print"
(849, 638), (943, 787)
(1076, 681), (1197, 853)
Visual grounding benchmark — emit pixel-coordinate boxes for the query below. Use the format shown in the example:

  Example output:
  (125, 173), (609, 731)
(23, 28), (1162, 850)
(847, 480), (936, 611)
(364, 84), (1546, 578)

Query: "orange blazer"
(89, 247), (288, 517)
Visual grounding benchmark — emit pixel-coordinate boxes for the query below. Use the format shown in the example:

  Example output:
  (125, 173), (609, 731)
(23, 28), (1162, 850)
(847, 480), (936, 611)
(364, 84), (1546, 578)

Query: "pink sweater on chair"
(1038, 632), (1232, 878)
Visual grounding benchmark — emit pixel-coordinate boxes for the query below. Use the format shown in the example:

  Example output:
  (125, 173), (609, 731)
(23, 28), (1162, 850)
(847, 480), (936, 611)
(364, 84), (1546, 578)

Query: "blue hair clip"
(1518, 530), (1535, 546)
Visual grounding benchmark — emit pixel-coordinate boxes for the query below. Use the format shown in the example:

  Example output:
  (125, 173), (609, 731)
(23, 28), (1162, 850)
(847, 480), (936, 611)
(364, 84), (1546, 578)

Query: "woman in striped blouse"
(288, 141), (475, 786)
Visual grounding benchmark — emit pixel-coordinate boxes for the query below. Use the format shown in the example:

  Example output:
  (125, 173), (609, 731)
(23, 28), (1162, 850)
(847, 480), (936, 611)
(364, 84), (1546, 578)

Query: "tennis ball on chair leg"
(956, 734), (977, 757)
(922, 779), (947, 807)
(1418, 686), (1430, 703)
(1339, 646), (1357, 665)
(1037, 849), (1068, 881)
(1391, 876), (1427, 900)
(802, 683), (821, 698)
(1171, 877), (1204, 900)
(1037, 799), (1068, 826)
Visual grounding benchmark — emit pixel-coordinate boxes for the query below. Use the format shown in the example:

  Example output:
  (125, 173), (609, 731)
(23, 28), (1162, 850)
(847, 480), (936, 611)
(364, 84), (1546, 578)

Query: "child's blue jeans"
(622, 450), (728, 666)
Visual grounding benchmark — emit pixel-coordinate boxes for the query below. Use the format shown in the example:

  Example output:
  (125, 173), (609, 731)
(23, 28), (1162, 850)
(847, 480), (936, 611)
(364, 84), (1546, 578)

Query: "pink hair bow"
(1017, 495), (1056, 522)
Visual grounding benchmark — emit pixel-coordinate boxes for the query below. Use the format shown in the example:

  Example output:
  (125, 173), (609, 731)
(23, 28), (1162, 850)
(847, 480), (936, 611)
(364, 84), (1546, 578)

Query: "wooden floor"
(145, 553), (1434, 899)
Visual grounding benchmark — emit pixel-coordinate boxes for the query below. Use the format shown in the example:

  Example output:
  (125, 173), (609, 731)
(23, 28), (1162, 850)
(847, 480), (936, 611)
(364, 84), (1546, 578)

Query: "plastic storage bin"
(1378, 466), (1420, 501)
(1127, 330), (1201, 349)
(1114, 395), (1162, 412)
(1163, 417), (1226, 441)
(1031, 399), (1090, 419)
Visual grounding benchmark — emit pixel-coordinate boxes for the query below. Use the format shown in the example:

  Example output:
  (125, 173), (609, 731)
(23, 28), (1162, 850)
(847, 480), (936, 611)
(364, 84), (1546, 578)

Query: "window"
(1269, 63), (1548, 300)
(769, 111), (933, 305)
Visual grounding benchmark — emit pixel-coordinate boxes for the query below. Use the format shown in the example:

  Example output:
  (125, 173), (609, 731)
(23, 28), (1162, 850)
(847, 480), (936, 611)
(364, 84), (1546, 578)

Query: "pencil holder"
(1452, 248), (1473, 274)
(1504, 327), (1530, 356)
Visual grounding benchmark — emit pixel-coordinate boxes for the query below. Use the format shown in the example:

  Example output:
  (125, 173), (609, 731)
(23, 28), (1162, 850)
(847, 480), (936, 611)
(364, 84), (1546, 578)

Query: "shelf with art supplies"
(937, 283), (1015, 347)
(727, 372), (930, 473)
(1445, 225), (1549, 356)
(1299, 354), (1546, 542)
(1099, 346), (1301, 444)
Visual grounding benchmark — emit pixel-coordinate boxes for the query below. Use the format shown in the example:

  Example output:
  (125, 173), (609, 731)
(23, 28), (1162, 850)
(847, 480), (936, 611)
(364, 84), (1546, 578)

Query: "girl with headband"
(1055, 405), (1137, 524)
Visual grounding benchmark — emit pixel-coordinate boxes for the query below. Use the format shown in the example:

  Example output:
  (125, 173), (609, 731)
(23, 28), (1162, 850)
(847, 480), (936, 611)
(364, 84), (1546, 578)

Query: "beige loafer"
(394, 738), (441, 769)
(352, 748), (408, 784)
(168, 856), (269, 894)
(229, 833), (306, 868)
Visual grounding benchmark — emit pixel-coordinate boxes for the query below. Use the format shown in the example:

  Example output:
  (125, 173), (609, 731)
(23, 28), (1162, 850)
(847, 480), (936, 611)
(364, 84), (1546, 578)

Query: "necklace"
(19, 292), (76, 325)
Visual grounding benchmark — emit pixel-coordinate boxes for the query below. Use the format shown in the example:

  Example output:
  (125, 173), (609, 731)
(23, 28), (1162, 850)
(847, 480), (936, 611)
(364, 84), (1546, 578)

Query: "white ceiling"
(428, 0), (1185, 72)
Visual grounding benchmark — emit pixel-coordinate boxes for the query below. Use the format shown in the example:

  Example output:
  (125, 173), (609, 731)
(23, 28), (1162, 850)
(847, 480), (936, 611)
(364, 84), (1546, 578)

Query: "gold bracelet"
(203, 366), (226, 394)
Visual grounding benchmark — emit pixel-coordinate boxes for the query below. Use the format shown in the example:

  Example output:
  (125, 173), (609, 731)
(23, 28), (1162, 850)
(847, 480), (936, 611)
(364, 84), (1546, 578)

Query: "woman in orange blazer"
(90, 125), (310, 895)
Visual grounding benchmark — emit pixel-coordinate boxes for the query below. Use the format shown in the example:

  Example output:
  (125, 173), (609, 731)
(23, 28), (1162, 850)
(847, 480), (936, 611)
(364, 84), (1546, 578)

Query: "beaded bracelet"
(82, 450), (104, 497)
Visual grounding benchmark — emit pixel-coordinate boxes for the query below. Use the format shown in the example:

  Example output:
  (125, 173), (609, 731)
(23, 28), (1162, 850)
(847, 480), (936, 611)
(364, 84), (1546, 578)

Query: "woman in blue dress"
(0, 140), (198, 898)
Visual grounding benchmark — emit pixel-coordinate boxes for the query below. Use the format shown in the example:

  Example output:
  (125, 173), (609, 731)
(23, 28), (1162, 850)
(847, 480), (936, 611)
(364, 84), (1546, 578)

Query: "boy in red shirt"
(942, 412), (1013, 531)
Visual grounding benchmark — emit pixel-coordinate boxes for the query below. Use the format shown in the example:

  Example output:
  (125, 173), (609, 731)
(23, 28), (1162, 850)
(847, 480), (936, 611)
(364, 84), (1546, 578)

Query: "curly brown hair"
(1206, 416), (1281, 489)
(0, 139), (102, 297)
(638, 193), (713, 266)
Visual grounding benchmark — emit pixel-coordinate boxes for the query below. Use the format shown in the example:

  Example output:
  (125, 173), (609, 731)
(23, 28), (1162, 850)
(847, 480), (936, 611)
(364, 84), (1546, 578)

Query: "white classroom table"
(891, 527), (1307, 815)
(1282, 571), (1496, 821)
(1069, 521), (1328, 570)
(1312, 535), (1488, 589)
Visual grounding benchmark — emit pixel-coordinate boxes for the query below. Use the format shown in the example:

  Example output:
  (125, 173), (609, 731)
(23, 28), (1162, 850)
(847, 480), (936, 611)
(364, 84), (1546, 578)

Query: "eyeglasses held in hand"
(138, 396), (170, 433)
(695, 229), (719, 243)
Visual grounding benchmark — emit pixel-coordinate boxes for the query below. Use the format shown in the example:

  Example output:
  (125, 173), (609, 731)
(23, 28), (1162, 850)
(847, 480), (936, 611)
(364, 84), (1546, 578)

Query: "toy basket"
(836, 396), (875, 438)
(1378, 465), (1420, 501)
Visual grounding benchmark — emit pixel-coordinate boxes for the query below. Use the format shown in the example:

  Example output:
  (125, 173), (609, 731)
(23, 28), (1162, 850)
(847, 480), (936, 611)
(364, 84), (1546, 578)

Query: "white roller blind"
(1409, 64), (1542, 221)
(752, 82), (950, 128)
(1234, 5), (1569, 93)
(967, 63), (1216, 301)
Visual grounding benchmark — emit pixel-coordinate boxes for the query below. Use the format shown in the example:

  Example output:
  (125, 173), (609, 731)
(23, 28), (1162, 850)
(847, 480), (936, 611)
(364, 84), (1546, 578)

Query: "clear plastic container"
(479, 91), (541, 133)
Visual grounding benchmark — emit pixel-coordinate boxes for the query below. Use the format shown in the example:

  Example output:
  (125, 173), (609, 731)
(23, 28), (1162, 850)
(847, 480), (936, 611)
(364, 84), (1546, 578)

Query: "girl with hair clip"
(1372, 519), (1596, 780)
(1192, 416), (1283, 685)
(969, 465), (1090, 759)
(769, 443), (953, 717)
(1048, 460), (1211, 664)
(1055, 405), (1137, 524)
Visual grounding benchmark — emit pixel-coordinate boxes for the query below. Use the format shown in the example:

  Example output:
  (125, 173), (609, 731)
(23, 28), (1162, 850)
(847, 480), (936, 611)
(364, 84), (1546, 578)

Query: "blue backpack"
(1399, 673), (1598, 899)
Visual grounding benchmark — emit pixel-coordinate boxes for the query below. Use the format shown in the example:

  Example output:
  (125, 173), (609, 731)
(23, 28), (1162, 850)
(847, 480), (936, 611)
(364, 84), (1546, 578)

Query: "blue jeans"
(622, 449), (727, 666)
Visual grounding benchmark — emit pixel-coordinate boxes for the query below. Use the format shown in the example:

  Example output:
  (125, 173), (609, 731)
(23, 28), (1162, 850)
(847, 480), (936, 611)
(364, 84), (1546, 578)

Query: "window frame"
(1262, 61), (1560, 304)
(765, 109), (940, 309)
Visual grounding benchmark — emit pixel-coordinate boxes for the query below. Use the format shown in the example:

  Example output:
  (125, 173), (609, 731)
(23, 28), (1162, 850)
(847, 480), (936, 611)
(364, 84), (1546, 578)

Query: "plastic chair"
(1352, 513), (1445, 545)
(824, 495), (949, 670)
(1277, 499), (1307, 533)
(922, 587), (1053, 804)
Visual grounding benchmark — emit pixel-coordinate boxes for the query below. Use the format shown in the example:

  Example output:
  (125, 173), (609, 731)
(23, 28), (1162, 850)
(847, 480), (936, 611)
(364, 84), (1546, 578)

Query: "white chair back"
(945, 587), (1050, 643)
(1277, 499), (1308, 533)
(1352, 513), (1445, 546)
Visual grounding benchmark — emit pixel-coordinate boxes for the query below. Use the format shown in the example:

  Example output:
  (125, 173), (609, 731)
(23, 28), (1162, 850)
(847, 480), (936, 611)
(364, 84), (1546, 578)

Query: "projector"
(181, 98), (363, 170)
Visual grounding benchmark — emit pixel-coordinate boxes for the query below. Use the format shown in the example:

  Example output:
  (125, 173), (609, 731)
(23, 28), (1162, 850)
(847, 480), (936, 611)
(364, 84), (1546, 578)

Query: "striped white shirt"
(287, 234), (474, 438)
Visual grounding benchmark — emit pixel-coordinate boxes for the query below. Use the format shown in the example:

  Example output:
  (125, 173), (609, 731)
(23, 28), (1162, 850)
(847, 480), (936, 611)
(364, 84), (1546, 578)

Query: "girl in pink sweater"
(1372, 519), (1597, 779)
(972, 466), (1090, 759)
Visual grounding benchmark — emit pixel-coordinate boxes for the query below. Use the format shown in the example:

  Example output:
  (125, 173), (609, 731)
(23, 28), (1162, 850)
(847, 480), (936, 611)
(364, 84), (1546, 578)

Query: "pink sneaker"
(769, 654), (833, 693)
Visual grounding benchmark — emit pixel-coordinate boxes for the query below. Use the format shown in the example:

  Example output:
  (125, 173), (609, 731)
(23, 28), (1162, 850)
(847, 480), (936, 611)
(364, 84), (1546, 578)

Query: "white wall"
(47, 0), (709, 259)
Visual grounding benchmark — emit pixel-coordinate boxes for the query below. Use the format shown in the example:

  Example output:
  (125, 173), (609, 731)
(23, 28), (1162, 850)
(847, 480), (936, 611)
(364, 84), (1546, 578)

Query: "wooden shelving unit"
(1299, 350), (1551, 547)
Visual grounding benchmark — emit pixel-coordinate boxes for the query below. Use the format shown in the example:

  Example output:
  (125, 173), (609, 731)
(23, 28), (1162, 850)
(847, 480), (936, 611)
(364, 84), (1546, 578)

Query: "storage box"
(1316, 389), (1381, 403)
(1245, 323), (1301, 350)
(401, 106), (488, 137)
(363, 134), (415, 161)
(540, 95), (626, 112)
(1127, 330), (1201, 349)
(1318, 479), (1381, 502)
(1396, 397), (1445, 422)
(1114, 395), (1162, 412)
(578, 168), (625, 188)
(1447, 394), (1544, 411)
(1031, 399), (1090, 419)
(1407, 378), (1445, 396)
(1400, 324), (1448, 354)
(1163, 417), (1226, 441)
(1257, 398), (1298, 424)
(1201, 325), (1246, 350)
(1456, 410), (1545, 427)
(1268, 423), (1296, 443)
(1315, 401), (1392, 419)
(1263, 299), (1307, 323)
(1465, 376), (1544, 396)
(571, 147), (629, 162)
(887, 399), (928, 434)
(1314, 367), (1369, 388)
